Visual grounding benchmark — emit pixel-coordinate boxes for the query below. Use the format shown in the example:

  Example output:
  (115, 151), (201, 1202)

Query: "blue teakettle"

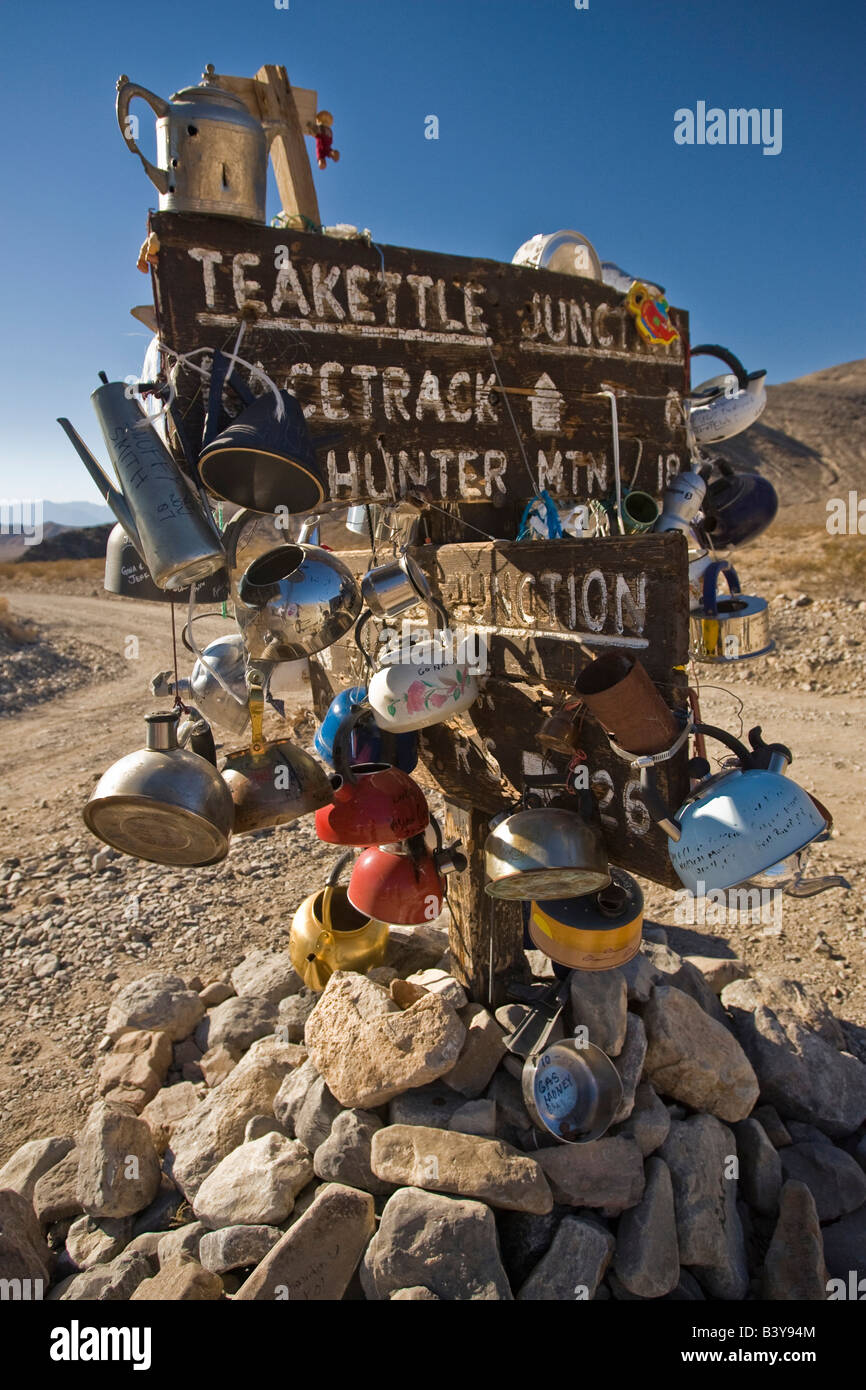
(314, 687), (419, 773)
(639, 725), (827, 895)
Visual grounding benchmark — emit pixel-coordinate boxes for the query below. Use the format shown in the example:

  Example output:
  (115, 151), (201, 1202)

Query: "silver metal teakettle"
(58, 377), (225, 592)
(116, 66), (268, 222)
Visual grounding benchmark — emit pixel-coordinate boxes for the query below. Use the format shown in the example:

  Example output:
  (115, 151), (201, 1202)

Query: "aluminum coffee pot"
(116, 66), (268, 222)
(58, 377), (225, 591)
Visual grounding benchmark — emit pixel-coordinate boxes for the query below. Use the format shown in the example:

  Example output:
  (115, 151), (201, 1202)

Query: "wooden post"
(253, 64), (320, 226)
(443, 802), (526, 1005)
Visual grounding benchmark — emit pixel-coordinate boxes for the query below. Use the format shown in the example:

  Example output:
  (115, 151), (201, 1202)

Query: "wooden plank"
(443, 804), (526, 1006)
(150, 214), (690, 512)
(207, 72), (318, 145)
(253, 64), (320, 225)
(309, 534), (690, 887)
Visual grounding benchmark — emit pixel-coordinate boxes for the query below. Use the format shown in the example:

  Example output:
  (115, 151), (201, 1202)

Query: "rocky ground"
(1, 942), (863, 1301)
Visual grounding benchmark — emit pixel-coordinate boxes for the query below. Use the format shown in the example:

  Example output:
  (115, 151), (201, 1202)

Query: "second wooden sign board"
(151, 213), (690, 518)
(311, 533), (690, 888)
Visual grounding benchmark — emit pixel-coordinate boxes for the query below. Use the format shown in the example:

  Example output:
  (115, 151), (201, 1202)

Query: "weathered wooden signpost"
(152, 213), (691, 1004)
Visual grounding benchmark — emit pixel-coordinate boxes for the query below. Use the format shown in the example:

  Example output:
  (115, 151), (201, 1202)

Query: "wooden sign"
(310, 533), (690, 887)
(150, 213), (690, 517)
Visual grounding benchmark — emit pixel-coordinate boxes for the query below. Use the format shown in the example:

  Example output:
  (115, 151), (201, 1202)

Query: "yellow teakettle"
(289, 851), (389, 990)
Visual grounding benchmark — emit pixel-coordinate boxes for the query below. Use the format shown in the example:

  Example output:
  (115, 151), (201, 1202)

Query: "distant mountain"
(18, 524), (112, 563)
(41, 501), (115, 528)
(0, 522), (69, 562)
(721, 360), (866, 513)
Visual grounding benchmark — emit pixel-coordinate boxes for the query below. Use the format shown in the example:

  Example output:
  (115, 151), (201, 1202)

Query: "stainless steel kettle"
(116, 66), (268, 222)
(83, 708), (234, 866)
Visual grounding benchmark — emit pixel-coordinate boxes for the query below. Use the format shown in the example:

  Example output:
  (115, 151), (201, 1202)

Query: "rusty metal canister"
(575, 652), (679, 756)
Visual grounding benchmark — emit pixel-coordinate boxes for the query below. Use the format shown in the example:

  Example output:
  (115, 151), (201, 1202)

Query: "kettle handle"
(245, 668), (267, 757)
(638, 719), (753, 840)
(332, 702), (373, 787)
(320, 850), (356, 937)
(689, 344), (749, 395)
(702, 560), (740, 616)
(115, 76), (171, 194)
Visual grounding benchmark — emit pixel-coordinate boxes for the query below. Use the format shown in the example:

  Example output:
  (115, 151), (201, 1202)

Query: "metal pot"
(484, 805), (610, 901)
(360, 553), (432, 620)
(639, 723), (828, 894)
(528, 869), (644, 971)
(235, 543), (361, 661)
(502, 980), (623, 1144)
(83, 709), (234, 866)
(289, 852), (389, 990)
(220, 671), (333, 834)
(689, 562), (773, 663)
(522, 1039), (623, 1144)
(116, 66), (268, 222)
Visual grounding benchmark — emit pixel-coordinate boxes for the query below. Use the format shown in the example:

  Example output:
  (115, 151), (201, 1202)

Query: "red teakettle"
(347, 819), (466, 926)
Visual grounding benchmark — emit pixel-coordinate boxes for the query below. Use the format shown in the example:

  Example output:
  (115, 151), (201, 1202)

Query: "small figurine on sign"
(312, 111), (340, 170)
(136, 231), (160, 274)
(625, 281), (679, 346)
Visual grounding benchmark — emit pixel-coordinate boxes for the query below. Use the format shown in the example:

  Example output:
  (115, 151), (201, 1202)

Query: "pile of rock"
(2, 926), (865, 1301)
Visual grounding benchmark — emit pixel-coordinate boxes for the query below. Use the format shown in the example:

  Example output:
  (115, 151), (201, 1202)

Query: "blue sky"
(1, 0), (863, 501)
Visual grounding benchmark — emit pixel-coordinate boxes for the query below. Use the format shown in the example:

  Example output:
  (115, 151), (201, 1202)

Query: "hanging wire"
(597, 388), (625, 534)
(482, 333), (540, 494)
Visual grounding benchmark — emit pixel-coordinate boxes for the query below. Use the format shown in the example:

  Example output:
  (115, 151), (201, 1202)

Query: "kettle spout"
(57, 418), (144, 556)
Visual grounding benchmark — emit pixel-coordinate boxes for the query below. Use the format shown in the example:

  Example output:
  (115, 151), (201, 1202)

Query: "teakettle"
(639, 724), (828, 894)
(83, 708), (234, 866)
(702, 464), (779, 549)
(654, 470), (707, 536)
(690, 561), (773, 662)
(347, 818), (467, 926)
(289, 852), (389, 990)
(116, 67), (268, 222)
(367, 630), (480, 733)
(687, 345), (767, 445)
(528, 870), (644, 971)
(315, 709), (429, 846)
(314, 686), (419, 773)
(153, 629), (252, 738)
(220, 671), (333, 834)
(58, 377), (225, 591)
(235, 543), (361, 661)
